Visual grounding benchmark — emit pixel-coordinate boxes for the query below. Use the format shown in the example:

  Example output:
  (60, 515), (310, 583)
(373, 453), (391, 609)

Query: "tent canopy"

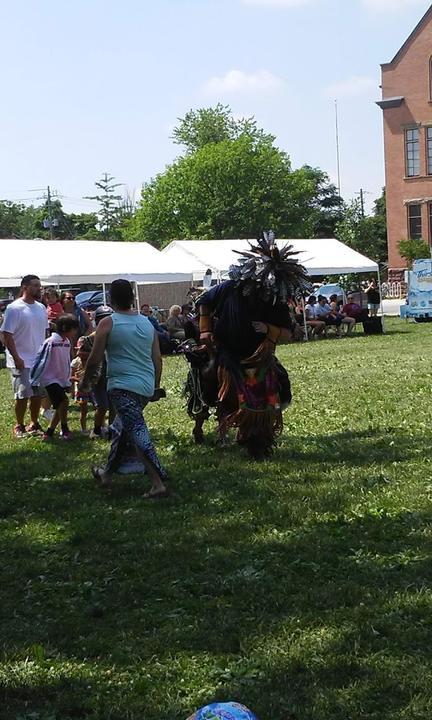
(162, 238), (378, 278)
(0, 239), (192, 286)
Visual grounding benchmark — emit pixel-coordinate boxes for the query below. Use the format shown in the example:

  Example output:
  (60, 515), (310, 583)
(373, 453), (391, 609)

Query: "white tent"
(162, 238), (378, 279)
(0, 239), (192, 286)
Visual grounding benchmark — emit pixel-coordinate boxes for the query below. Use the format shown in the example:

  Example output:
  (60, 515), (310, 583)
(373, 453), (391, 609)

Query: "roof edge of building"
(381, 5), (432, 68)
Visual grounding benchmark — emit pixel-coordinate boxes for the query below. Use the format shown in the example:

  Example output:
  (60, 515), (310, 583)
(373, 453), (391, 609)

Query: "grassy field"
(1, 317), (432, 720)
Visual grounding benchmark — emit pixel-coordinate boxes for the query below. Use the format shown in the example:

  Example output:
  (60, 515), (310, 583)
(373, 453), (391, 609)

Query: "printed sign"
(407, 259), (432, 313)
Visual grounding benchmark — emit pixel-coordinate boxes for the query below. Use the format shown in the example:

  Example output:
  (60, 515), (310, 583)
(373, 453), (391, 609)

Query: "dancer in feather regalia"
(183, 231), (310, 459)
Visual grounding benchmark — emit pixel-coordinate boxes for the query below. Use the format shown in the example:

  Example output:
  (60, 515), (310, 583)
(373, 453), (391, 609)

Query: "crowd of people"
(0, 275), (169, 498)
(0, 265), (383, 492)
(0, 258), (384, 715)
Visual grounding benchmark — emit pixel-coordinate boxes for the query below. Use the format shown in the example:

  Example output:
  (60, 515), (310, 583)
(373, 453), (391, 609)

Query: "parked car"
(75, 290), (110, 311)
(0, 298), (14, 312)
(314, 283), (345, 303)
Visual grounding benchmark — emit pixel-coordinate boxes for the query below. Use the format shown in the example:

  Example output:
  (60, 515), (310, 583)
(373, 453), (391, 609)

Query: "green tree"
(335, 189), (388, 264)
(172, 103), (274, 153)
(0, 198), (99, 240)
(302, 166), (344, 237)
(0, 201), (27, 238)
(85, 173), (123, 240)
(125, 135), (326, 247)
(67, 212), (100, 239)
(398, 238), (430, 266)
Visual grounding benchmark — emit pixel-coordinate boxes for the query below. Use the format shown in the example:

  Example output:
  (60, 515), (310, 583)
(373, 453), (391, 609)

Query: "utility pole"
(359, 188), (365, 218)
(46, 185), (54, 239)
(29, 185), (59, 239)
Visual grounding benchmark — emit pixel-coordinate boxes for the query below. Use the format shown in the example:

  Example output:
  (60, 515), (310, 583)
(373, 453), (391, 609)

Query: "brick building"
(377, 6), (432, 281)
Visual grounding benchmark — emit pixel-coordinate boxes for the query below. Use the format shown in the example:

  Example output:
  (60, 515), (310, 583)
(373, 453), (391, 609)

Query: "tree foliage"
(172, 103), (274, 153)
(335, 189), (388, 264)
(85, 172), (124, 240)
(0, 201), (29, 238)
(0, 199), (99, 240)
(127, 107), (343, 247)
(398, 238), (430, 266)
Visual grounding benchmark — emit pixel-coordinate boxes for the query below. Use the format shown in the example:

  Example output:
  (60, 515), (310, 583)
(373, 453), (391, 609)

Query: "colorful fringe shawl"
(218, 340), (283, 458)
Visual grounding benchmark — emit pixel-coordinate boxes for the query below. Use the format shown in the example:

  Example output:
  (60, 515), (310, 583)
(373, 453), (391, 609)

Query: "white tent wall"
(162, 238), (379, 278)
(162, 237), (383, 337)
(0, 239), (192, 285)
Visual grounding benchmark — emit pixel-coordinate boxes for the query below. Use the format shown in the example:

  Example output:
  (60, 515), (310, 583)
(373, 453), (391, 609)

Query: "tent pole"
(134, 282), (140, 311)
(102, 283), (106, 304)
(377, 266), (386, 333)
(301, 297), (308, 341)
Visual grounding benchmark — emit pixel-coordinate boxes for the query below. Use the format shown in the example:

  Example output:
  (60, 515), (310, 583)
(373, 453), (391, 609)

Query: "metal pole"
(377, 267), (386, 334)
(47, 185), (54, 240)
(102, 283), (106, 304)
(134, 282), (140, 311)
(335, 100), (341, 197)
(301, 297), (308, 341)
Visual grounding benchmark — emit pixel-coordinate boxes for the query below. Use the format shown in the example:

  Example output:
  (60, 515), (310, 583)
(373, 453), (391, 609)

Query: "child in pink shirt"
(43, 288), (64, 323)
(31, 314), (79, 439)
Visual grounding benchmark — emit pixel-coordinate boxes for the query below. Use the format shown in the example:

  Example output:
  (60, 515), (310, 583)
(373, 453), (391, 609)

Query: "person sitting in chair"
(342, 293), (369, 323)
(329, 294), (356, 336)
(304, 295), (326, 339)
(315, 295), (342, 337)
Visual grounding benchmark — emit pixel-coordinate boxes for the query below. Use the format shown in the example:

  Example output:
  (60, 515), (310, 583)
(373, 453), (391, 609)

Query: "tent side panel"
(305, 265), (379, 276)
(137, 281), (192, 311)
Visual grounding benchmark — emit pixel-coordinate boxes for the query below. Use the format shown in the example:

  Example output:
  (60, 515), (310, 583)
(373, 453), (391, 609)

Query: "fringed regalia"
(184, 232), (310, 459)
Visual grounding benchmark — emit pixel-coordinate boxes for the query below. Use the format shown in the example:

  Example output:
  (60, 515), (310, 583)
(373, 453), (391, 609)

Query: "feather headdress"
(228, 231), (311, 304)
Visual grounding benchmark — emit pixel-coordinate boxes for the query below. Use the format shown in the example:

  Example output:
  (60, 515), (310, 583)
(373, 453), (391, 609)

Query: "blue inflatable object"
(187, 701), (258, 720)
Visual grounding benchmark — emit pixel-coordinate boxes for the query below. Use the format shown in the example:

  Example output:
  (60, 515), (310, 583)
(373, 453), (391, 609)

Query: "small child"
(71, 336), (96, 434)
(30, 314), (79, 440)
(43, 288), (64, 323)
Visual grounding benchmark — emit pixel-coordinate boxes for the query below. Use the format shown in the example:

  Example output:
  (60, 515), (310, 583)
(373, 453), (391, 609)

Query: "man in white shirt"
(304, 295), (326, 338)
(1, 275), (49, 437)
(315, 295), (342, 337)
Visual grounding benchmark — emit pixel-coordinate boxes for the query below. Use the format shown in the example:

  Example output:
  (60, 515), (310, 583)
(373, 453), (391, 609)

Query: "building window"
(408, 204), (422, 239)
(405, 128), (420, 176)
(429, 203), (432, 244)
(427, 128), (432, 175)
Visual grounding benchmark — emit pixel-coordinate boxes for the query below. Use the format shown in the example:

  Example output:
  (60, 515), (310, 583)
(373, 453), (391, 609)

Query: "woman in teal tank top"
(80, 279), (168, 497)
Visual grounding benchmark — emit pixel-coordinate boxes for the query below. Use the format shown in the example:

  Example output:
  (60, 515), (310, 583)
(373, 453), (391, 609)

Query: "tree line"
(0, 105), (388, 264)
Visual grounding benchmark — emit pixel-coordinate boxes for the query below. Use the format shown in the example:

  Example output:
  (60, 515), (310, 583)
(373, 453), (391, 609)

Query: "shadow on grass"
(1, 419), (432, 720)
(277, 427), (429, 466)
(1, 482), (432, 720)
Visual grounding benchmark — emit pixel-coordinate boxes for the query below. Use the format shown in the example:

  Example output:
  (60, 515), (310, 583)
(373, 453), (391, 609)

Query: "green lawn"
(1, 318), (432, 720)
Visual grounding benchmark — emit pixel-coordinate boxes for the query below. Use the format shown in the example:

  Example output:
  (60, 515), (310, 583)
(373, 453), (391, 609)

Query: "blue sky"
(0, 0), (430, 216)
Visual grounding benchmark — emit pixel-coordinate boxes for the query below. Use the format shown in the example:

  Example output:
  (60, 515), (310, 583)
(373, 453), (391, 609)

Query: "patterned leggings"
(106, 389), (167, 480)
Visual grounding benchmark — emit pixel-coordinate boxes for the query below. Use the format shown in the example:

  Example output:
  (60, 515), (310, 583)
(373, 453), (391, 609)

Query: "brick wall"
(380, 11), (432, 278)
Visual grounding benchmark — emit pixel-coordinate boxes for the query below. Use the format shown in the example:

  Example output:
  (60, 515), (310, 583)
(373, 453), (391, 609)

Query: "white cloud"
(362, 0), (427, 11)
(203, 69), (285, 96)
(323, 75), (377, 98)
(241, 0), (311, 6)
